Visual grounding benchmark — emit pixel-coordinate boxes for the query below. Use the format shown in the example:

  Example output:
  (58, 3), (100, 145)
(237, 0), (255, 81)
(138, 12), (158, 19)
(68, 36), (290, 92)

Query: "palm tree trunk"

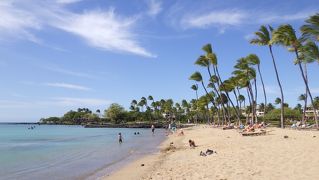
(215, 66), (240, 122)
(233, 90), (240, 125)
(258, 65), (267, 114)
(269, 46), (284, 128)
(248, 82), (255, 123)
(200, 81), (219, 123)
(208, 66), (227, 123)
(195, 89), (199, 124)
(303, 63), (308, 125)
(294, 49), (318, 128)
(246, 88), (252, 124)
(254, 78), (258, 123)
(206, 104), (210, 124)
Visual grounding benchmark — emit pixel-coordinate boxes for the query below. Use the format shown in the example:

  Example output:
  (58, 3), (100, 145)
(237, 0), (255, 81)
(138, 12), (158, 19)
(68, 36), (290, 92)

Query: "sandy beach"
(104, 125), (319, 180)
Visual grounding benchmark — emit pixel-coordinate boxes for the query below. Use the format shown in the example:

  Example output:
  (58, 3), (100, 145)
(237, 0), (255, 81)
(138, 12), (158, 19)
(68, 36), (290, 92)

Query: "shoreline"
(104, 125), (319, 180)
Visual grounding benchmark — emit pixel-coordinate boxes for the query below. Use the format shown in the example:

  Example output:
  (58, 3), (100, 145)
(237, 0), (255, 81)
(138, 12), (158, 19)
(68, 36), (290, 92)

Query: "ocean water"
(0, 124), (166, 180)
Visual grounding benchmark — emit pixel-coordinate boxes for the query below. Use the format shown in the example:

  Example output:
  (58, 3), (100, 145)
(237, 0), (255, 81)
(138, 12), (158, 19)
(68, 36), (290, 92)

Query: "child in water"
(151, 124), (155, 134)
(118, 133), (123, 143)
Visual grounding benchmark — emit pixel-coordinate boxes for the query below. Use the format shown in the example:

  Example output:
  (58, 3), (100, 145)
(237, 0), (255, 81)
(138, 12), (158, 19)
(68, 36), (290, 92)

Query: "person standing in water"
(151, 124), (155, 135)
(118, 133), (123, 143)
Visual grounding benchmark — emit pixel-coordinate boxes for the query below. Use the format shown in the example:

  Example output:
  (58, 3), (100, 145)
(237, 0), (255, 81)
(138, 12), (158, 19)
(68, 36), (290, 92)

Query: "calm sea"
(0, 124), (166, 180)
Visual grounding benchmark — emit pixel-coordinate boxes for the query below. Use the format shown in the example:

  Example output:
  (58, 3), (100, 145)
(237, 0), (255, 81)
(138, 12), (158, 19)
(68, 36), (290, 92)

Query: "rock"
(141, 164), (145, 166)
(284, 135), (289, 138)
(313, 136), (316, 138)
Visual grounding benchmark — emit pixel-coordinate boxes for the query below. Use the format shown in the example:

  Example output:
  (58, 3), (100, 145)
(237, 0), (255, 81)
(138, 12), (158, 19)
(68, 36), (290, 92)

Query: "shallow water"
(0, 124), (166, 180)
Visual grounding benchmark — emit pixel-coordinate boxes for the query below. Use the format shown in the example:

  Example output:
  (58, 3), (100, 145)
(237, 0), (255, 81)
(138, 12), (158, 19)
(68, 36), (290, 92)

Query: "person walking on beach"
(151, 124), (155, 135)
(118, 133), (123, 143)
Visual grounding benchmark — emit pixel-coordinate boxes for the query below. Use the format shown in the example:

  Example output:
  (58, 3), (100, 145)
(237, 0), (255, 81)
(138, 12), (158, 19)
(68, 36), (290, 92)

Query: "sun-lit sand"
(104, 125), (319, 180)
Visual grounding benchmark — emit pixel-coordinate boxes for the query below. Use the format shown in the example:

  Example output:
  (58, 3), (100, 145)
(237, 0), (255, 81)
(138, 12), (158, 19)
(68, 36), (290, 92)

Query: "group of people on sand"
(220, 121), (266, 132)
(291, 121), (313, 129)
(242, 122), (266, 132)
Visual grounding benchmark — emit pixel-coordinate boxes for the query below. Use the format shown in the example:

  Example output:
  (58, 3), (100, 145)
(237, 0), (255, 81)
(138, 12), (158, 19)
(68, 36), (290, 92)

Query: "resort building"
(304, 107), (318, 120)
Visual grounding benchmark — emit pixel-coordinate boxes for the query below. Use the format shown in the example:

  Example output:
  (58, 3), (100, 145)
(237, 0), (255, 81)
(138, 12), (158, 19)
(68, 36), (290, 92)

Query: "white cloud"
(0, 1), (42, 43)
(179, 9), (317, 31)
(181, 10), (246, 29)
(258, 11), (317, 24)
(147, 0), (162, 17)
(54, 9), (156, 57)
(45, 83), (91, 91)
(0, 1), (155, 57)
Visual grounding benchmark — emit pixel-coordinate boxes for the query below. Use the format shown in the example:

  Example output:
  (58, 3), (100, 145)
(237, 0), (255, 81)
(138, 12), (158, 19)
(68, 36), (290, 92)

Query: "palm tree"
(297, 41), (319, 125)
(191, 84), (199, 123)
(131, 100), (138, 111)
(271, 24), (318, 128)
(298, 94), (307, 124)
(301, 13), (319, 42)
(246, 54), (267, 114)
(189, 72), (214, 104)
(238, 94), (246, 115)
(275, 97), (281, 106)
(250, 25), (285, 128)
(233, 57), (257, 123)
(201, 44), (239, 122)
(294, 103), (303, 113)
(138, 98), (147, 112)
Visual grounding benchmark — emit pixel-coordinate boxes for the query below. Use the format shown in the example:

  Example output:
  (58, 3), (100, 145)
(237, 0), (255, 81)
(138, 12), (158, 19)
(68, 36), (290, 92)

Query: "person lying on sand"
(257, 122), (266, 128)
(243, 123), (255, 132)
(178, 129), (184, 136)
(189, 139), (197, 148)
(223, 123), (235, 130)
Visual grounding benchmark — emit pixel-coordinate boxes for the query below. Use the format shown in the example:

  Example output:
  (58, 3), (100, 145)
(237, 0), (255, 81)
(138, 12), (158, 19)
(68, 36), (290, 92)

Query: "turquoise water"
(0, 124), (166, 180)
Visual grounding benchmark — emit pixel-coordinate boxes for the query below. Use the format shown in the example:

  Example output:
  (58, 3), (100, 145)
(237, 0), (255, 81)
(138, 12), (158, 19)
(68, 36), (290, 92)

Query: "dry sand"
(103, 126), (319, 180)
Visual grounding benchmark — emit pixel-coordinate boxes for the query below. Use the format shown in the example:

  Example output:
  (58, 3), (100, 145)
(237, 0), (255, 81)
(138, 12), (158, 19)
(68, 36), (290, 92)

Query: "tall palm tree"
(301, 13), (319, 42)
(271, 24), (318, 128)
(246, 54), (267, 114)
(298, 94), (307, 124)
(189, 72), (214, 104)
(202, 44), (239, 121)
(297, 41), (319, 124)
(233, 57), (257, 123)
(238, 94), (246, 115)
(250, 25), (285, 128)
(191, 84), (199, 123)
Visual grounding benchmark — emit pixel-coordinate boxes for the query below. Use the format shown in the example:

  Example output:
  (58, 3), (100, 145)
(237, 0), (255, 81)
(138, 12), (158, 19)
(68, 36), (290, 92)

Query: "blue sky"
(0, 0), (319, 122)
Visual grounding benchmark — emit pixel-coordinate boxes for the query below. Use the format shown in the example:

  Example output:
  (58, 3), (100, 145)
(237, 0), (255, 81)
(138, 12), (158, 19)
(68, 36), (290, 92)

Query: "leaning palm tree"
(201, 43), (239, 122)
(271, 24), (318, 128)
(250, 25), (285, 128)
(301, 13), (319, 42)
(189, 72), (213, 104)
(191, 84), (199, 101)
(246, 54), (267, 114)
